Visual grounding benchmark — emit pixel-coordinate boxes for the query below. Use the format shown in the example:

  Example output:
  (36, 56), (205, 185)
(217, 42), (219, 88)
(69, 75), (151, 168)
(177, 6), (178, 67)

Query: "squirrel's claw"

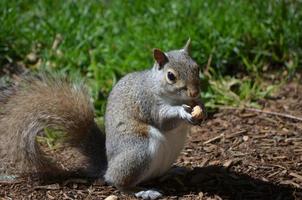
(182, 104), (192, 113)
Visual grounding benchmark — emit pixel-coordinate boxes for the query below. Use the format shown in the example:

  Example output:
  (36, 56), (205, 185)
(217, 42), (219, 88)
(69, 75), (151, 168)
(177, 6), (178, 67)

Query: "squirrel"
(0, 39), (206, 200)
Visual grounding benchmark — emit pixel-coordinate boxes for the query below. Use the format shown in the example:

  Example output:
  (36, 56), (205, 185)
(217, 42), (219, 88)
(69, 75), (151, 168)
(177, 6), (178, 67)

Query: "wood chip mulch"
(1, 82), (302, 200)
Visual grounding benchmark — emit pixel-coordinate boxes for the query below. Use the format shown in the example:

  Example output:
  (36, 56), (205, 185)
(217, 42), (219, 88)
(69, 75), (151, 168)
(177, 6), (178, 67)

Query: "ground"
(1, 81), (302, 200)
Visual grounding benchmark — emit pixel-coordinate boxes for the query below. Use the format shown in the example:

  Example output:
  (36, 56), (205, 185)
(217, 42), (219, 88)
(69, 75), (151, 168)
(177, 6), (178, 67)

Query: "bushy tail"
(0, 75), (106, 178)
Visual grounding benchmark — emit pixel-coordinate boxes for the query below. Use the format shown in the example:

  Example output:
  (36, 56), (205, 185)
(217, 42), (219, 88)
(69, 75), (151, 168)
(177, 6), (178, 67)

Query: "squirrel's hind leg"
(104, 146), (163, 199)
(104, 147), (150, 187)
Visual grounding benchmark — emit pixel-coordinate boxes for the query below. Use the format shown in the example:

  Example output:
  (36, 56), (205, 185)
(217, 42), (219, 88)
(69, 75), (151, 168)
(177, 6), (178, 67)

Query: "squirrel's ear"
(183, 38), (191, 55)
(153, 48), (168, 70)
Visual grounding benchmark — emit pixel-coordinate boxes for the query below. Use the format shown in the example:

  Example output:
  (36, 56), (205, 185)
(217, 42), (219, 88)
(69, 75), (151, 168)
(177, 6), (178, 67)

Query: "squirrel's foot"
(120, 187), (163, 200)
(135, 189), (163, 200)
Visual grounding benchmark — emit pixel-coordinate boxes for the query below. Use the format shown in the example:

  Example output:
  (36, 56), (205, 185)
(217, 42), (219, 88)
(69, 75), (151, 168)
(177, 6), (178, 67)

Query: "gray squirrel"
(0, 39), (206, 199)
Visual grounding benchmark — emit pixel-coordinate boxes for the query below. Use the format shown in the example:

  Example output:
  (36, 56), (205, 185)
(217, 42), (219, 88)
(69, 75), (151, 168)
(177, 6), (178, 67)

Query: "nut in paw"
(191, 105), (204, 120)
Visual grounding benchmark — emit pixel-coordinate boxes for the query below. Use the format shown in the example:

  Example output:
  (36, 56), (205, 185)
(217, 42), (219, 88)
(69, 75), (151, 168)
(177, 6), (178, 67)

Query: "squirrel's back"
(105, 70), (153, 131)
(0, 75), (106, 177)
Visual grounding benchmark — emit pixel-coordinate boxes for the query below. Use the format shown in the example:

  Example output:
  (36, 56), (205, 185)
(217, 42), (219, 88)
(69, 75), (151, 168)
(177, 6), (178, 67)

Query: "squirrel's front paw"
(182, 104), (192, 113)
(180, 105), (204, 125)
(180, 105), (199, 125)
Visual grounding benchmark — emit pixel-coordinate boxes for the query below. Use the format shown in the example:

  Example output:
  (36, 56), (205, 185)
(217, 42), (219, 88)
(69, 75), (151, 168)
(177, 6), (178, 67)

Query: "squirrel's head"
(153, 39), (200, 103)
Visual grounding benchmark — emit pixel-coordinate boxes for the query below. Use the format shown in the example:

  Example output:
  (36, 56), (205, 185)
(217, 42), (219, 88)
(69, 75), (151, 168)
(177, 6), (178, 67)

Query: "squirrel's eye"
(167, 71), (176, 82)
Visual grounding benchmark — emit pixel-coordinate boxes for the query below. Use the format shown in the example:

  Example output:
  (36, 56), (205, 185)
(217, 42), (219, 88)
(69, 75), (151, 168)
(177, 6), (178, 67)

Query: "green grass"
(203, 74), (277, 109)
(1, 0), (301, 115)
(36, 128), (66, 149)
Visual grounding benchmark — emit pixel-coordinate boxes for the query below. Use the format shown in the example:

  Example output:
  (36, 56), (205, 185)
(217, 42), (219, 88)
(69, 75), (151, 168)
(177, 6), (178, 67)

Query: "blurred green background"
(1, 0), (302, 117)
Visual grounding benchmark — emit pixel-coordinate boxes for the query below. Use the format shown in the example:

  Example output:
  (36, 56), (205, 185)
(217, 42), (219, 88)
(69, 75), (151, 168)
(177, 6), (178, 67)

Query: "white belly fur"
(140, 122), (189, 183)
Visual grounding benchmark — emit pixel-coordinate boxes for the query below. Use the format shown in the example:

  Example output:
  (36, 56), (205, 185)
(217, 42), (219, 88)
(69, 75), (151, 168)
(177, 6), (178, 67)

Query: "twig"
(34, 183), (60, 190)
(219, 106), (302, 122)
(289, 172), (302, 181)
(225, 130), (247, 139)
(203, 133), (224, 145)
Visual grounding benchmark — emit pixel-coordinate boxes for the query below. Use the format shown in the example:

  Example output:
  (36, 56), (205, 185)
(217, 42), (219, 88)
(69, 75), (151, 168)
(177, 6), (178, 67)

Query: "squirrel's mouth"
(184, 94), (200, 101)
(174, 94), (201, 104)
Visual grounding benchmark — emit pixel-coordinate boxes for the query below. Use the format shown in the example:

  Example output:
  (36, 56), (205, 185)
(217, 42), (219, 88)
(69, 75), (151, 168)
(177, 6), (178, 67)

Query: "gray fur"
(105, 41), (205, 198)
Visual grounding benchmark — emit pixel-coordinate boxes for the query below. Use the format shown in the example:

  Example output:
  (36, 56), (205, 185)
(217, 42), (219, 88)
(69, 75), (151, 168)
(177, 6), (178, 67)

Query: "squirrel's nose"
(188, 89), (199, 98)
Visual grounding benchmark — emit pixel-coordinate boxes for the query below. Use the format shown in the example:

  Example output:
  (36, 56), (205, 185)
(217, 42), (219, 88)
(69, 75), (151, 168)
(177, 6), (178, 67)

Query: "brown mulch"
(1, 82), (302, 200)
